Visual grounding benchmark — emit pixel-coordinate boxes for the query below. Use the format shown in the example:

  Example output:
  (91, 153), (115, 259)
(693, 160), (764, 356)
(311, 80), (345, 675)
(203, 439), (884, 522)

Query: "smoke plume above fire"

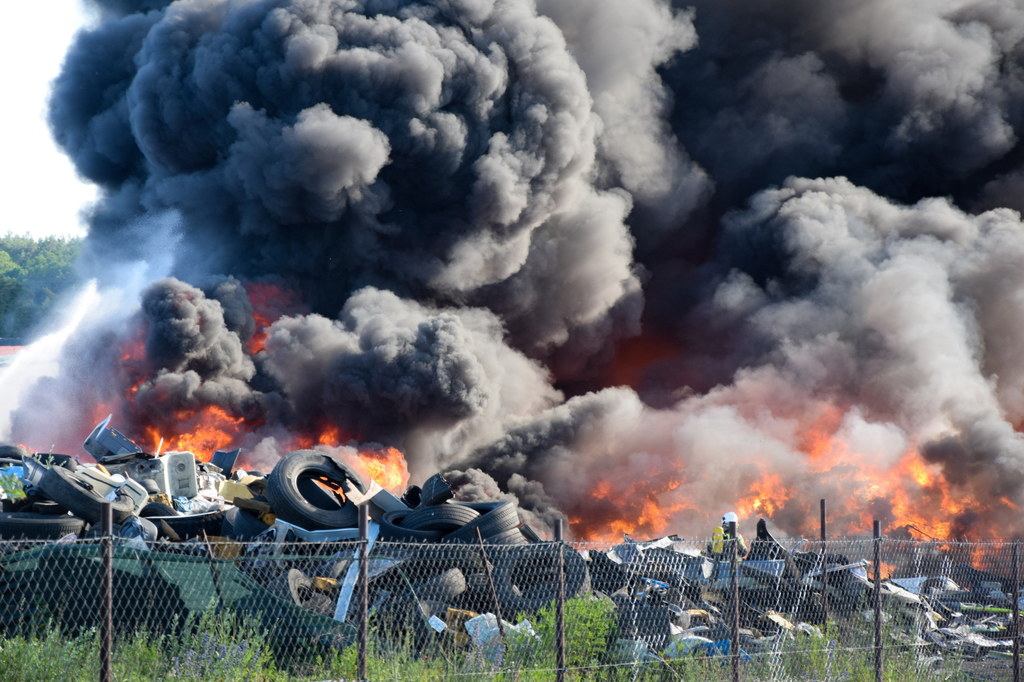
(8, 0), (1024, 540)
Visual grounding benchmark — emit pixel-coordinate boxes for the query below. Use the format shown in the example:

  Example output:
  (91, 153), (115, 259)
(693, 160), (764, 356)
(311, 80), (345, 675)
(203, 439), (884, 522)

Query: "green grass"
(0, 613), (290, 682)
(0, 594), (982, 681)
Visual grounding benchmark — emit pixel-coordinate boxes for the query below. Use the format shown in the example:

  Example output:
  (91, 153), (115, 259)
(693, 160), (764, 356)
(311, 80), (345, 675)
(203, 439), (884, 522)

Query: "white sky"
(0, 2), (97, 240)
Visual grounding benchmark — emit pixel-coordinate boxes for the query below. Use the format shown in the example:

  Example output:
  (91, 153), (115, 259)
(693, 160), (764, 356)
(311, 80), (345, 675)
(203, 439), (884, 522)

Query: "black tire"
(493, 544), (591, 614)
(0, 511), (87, 539)
(154, 518), (181, 541)
(445, 502), (520, 543)
(482, 527), (529, 546)
(400, 503), (479, 533)
(0, 444), (28, 459)
(38, 466), (134, 524)
(220, 506), (270, 540)
(140, 501), (178, 518)
(265, 450), (365, 530)
(379, 510), (443, 542)
(144, 509), (227, 540)
(416, 473), (453, 507)
(30, 499), (70, 515)
(416, 568), (467, 602)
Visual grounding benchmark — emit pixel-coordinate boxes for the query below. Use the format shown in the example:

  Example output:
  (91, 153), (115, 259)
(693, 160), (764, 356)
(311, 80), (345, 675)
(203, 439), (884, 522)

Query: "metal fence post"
(1014, 541), (1020, 682)
(475, 526), (506, 640)
(820, 499), (829, 630)
(873, 520), (882, 682)
(357, 505), (368, 682)
(100, 500), (113, 682)
(555, 519), (566, 682)
(728, 520), (740, 682)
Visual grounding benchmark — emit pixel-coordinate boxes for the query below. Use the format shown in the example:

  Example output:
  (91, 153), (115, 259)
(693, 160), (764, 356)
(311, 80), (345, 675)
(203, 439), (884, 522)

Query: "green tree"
(0, 234), (82, 338)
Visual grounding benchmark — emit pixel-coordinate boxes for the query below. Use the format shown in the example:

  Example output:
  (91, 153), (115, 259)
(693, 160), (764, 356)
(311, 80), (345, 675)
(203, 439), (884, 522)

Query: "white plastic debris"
(428, 615), (447, 633)
(464, 613), (536, 662)
(663, 635), (714, 658)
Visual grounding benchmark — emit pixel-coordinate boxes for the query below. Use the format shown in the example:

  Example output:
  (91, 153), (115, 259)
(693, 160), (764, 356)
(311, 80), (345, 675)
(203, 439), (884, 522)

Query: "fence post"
(728, 520), (740, 682)
(100, 500), (113, 682)
(357, 505), (368, 682)
(1014, 541), (1020, 682)
(555, 519), (566, 682)
(820, 499), (829, 630)
(475, 526), (506, 639)
(873, 520), (882, 682)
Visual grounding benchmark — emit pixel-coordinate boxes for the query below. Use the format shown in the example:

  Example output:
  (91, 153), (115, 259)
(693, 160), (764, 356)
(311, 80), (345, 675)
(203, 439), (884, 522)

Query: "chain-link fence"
(0, 521), (1021, 681)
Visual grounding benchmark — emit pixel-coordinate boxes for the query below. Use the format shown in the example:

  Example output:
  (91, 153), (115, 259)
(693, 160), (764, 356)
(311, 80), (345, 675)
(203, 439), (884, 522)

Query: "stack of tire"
(260, 450), (592, 619)
(259, 450), (532, 545)
(0, 458), (147, 541)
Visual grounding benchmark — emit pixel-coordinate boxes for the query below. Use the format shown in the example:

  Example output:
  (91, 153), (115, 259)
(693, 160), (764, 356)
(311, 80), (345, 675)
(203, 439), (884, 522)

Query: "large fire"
(46, 277), (1010, 545)
(142, 405), (244, 461)
(74, 280), (412, 495)
(573, 477), (698, 542)
(568, 397), (1012, 544)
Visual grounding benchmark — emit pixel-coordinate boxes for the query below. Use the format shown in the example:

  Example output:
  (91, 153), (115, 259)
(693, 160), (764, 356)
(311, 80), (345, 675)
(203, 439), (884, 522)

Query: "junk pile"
(0, 422), (1021, 668)
(0, 418), (567, 659)
(0, 416), (542, 547)
(582, 520), (1024, 667)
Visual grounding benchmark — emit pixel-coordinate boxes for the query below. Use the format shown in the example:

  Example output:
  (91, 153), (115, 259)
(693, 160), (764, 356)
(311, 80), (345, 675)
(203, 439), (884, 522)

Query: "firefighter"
(707, 511), (749, 559)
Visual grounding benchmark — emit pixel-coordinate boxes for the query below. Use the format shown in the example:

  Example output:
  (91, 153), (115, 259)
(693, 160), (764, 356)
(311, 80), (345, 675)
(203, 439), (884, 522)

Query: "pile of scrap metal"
(0, 416), (252, 545)
(0, 416), (543, 548)
(0, 418), (580, 658)
(580, 520), (1024, 666)
(568, 520), (873, 662)
(5, 418), (1018, 665)
(888, 570), (1022, 659)
(587, 521), (868, 636)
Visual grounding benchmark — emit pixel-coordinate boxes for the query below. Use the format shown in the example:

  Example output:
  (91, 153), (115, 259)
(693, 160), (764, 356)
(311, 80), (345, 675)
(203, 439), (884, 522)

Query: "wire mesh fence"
(0, 526), (1021, 680)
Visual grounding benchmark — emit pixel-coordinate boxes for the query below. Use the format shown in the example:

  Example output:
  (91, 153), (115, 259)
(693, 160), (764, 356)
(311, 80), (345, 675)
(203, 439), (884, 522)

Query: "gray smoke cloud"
(12, 0), (1024, 539)
(662, 0), (1024, 212)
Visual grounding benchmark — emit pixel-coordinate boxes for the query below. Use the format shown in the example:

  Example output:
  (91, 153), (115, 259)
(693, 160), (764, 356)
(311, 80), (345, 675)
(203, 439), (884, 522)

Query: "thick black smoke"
(11, 0), (1024, 539)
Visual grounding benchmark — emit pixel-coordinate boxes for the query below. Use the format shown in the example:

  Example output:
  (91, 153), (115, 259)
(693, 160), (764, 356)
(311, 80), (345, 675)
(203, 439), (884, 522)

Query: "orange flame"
(736, 473), (792, 519)
(244, 281), (306, 354)
(353, 447), (409, 492)
(142, 405), (245, 461)
(574, 476), (697, 542)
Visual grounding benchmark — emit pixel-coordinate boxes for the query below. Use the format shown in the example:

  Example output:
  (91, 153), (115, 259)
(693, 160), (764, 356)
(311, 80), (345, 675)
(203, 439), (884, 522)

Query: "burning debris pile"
(0, 417), (543, 548)
(1, 421), (1022, 672)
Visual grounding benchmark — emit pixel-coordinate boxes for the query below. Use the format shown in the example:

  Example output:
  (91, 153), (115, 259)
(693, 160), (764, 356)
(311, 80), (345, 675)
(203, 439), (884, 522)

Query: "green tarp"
(0, 542), (353, 657)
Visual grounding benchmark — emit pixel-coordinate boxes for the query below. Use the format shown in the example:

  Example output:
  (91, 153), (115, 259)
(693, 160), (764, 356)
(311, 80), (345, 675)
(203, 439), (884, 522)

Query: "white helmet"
(722, 511), (738, 525)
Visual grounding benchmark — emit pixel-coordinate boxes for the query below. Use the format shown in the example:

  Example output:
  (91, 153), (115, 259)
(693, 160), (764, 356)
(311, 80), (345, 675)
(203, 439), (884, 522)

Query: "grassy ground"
(0, 599), (982, 681)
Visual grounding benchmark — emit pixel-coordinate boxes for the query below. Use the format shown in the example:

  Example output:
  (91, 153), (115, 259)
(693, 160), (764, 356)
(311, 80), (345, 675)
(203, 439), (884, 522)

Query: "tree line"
(0, 234), (82, 341)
